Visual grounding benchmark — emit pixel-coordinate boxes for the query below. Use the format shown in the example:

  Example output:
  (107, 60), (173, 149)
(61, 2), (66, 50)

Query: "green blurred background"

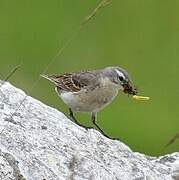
(0, 0), (179, 156)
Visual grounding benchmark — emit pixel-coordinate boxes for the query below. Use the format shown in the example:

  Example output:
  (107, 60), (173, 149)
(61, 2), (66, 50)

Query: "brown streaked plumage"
(41, 70), (101, 92)
(41, 67), (137, 140)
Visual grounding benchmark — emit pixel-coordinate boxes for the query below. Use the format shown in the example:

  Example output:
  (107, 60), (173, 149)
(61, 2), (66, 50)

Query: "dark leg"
(91, 112), (119, 140)
(69, 108), (92, 130)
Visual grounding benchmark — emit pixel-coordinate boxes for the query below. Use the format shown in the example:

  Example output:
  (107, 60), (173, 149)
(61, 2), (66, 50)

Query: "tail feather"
(40, 74), (57, 83)
(40, 74), (48, 79)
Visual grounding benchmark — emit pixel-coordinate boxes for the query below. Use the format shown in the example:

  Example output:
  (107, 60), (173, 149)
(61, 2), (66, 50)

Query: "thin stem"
(4, 63), (22, 81)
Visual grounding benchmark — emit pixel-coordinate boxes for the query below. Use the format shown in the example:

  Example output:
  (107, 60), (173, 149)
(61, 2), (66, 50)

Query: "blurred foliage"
(0, 0), (179, 156)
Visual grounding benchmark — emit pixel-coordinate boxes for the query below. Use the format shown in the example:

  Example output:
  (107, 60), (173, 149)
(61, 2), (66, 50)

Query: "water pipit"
(41, 66), (137, 140)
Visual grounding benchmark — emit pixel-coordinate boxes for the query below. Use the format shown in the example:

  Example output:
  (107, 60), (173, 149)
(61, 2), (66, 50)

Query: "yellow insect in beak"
(132, 95), (150, 101)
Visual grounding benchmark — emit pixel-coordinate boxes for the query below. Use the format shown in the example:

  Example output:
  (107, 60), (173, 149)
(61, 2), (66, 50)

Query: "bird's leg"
(91, 112), (119, 140)
(69, 108), (92, 130)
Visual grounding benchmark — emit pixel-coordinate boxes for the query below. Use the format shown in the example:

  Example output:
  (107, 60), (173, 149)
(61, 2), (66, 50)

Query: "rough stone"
(0, 81), (178, 180)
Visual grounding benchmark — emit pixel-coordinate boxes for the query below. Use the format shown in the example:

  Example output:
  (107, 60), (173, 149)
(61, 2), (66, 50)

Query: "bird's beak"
(122, 81), (137, 95)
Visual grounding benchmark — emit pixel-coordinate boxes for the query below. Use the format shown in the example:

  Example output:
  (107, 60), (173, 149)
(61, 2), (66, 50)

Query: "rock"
(0, 81), (178, 180)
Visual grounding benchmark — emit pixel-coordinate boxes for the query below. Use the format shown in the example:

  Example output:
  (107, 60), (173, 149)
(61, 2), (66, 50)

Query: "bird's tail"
(40, 74), (58, 84)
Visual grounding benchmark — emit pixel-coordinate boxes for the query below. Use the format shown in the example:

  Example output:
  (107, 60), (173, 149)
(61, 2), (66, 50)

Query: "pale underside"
(55, 78), (121, 113)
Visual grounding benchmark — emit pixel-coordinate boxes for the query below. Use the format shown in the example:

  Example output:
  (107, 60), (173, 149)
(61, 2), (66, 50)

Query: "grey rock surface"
(0, 81), (179, 180)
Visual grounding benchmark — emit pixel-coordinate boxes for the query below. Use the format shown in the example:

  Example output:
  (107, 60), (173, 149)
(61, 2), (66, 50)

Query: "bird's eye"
(118, 75), (124, 81)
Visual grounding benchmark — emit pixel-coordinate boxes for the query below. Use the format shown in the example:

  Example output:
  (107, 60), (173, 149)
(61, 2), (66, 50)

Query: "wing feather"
(41, 70), (100, 92)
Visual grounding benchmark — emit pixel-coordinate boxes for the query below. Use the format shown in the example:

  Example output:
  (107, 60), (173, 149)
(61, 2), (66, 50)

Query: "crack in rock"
(0, 149), (25, 180)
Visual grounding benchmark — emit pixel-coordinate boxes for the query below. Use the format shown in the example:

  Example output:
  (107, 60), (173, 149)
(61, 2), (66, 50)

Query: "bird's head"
(104, 66), (138, 95)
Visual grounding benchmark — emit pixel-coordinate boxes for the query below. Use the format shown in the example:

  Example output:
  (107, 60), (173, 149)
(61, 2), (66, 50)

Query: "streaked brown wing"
(41, 70), (99, 92)
(72, 71), (99, 90)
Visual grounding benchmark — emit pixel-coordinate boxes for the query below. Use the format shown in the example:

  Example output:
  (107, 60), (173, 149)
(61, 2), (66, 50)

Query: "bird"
(41, 66), (137, 140)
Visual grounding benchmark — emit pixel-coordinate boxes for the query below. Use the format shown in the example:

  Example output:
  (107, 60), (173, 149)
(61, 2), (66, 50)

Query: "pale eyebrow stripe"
(115, 70), (125, 79)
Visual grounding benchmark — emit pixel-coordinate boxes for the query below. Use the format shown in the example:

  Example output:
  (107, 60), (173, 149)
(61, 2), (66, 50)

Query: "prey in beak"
(122, 81), (150, 101)
(113, 67), (137, 96)
(122, 82), (138, 95)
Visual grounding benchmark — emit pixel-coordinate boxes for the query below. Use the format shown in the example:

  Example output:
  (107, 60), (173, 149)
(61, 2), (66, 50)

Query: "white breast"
(60, 91), (79, 108)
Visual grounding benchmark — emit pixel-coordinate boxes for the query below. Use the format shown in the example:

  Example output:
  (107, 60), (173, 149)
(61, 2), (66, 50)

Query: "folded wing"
(41, 70), (100, 92)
